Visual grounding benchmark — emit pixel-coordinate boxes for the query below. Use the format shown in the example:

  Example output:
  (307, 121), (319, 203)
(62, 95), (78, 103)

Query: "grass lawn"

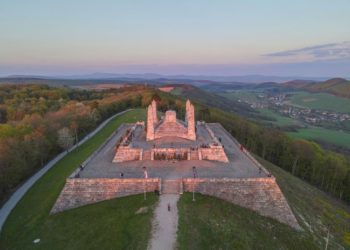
(258, 156), (350, 249)
(177, 156), (350, 249)
(177, 193), (317, 250)
(0, 109), (158, 250)
(288, 91), (350, 113)
(287, 127), (350, 149)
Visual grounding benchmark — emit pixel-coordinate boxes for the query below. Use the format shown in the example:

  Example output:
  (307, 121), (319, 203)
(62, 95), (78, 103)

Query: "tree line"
(0, 84), (153, 205)
(206, 108), (350, 203)
(153, 90), (350, 203)
(1, 84), (349, 206)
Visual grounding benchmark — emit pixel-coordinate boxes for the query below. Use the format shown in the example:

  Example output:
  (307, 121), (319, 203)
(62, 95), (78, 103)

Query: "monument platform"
(51, 102), (300, 230)
(80, 123), (268, 179)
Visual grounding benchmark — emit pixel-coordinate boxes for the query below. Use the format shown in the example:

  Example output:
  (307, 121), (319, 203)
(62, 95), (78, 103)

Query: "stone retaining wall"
(199, 147), (229, 162)
(51, 178), (160, 213)
(182, 177), (300, 229)
(113, 147), (142, 162)
(51, 176), (300, 230)
(152, 148), (190, 160)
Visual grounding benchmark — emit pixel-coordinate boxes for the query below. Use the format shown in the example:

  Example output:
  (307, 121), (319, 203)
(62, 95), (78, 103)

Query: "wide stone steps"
(143, 151), (152, 160)
(190, 151), (199, 160)
(162, 180), (181, 194)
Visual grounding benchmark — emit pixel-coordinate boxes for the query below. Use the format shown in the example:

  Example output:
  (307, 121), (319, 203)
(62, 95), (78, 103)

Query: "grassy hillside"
(0, 109), (158, 250)
(177, 156), (350, 250)
(169, 84), (257, 117)
(306, 78), (350, 98)
(288, 91), (350, 113)
(258, 108), (302, 126)
(288, 127), (350, 149)
(220, 91), (259, 102)
(285, 78), (350, 99)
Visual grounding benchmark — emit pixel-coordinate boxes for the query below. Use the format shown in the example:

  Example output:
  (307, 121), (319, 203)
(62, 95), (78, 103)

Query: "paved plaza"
(80, 123), (267, 180)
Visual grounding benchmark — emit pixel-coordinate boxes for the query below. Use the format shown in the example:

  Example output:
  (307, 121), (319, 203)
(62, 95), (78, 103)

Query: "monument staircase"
(190, 150), (199, 160)
(161, 179), (183, 194)
(155, 122), (188, 138)
(143, 151), (152, 160)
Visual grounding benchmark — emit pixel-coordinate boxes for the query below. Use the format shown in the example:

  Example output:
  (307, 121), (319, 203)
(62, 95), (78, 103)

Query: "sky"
(0, 0), (349, 77)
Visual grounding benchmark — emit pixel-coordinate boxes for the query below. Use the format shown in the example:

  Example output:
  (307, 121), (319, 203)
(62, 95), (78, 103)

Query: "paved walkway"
(148, 194), (180, 250)
(0, 109), (132, 231)
(81, 123), (268, 179)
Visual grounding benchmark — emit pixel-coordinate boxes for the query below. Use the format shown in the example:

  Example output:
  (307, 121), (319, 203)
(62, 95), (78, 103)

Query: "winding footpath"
(148, 194), (180, 250)
(0, 109), (132, 231)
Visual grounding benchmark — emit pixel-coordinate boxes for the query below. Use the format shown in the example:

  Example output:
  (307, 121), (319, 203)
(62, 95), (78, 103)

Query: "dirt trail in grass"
(148, 194), (179, 250)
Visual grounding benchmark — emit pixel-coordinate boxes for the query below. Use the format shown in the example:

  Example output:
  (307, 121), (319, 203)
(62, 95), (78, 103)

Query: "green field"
(220, 91), (260, 103)
(258, 108), (302, 126)
(288, 127), (350, 149)
(0, 109), (159, 250)
(289, 91), (350, 113)
(170, 87), (183, 96)
(221, 90), (350, 149)
(177, 156), (350, 249)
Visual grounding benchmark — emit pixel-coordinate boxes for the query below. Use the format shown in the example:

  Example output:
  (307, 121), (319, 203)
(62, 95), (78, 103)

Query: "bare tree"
(57, 127), (74, 150)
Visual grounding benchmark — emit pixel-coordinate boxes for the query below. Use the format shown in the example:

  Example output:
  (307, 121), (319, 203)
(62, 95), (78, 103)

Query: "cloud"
(264, 41), (350, 61)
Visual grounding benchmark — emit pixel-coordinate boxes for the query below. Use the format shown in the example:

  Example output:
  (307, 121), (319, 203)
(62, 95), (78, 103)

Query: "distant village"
(237, 93), (350, 127)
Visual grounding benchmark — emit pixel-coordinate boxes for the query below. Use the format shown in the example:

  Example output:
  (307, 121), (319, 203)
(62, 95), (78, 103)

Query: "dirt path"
(149, 194), (180, 250)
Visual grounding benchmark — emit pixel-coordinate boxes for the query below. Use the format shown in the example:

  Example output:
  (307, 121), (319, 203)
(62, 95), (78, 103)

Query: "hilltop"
(283, 78), (350, 98)
(162, 83), (259, 118)
(0, 84), (349, 249)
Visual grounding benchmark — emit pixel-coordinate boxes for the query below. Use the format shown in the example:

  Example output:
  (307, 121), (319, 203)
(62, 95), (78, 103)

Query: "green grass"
(258, 108), (302, 126)
(288, 127), (350, 149)
(177, 194), (317, 250)
(258, 156), (350, 249)
(170, 87), (183, 96)
(288, 91), (350, 113)
(0, 109), (158, 250)
(220, 91), (259, 103)
(177, 156), (350, 250)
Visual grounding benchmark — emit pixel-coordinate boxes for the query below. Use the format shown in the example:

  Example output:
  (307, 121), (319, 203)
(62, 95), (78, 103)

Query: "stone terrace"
(131, 122), (214, 150)
(80, 123), (269, 180)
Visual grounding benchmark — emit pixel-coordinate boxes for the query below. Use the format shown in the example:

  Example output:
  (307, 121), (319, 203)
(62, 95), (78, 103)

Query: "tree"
(57, 127), (74, 150)
(0, 108), (7, 123)
(70, 121), (79, 144)
(199, 107), (210, 121)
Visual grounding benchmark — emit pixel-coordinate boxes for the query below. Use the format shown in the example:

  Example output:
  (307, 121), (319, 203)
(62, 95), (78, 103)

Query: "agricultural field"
(288, 91), (350, 113)
(219, 89), (350, 150)
(288, 127), (350, 149)
(257, 108), (302, 127)
(220, 91), (260, 103)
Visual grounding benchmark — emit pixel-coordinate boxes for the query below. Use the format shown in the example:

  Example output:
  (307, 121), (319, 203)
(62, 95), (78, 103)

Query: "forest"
(0, 84), (155, 204)
(0, 84), (349, 206)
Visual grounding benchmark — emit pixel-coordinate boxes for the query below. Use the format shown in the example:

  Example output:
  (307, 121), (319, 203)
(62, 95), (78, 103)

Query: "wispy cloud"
(264, 41), (350, 61)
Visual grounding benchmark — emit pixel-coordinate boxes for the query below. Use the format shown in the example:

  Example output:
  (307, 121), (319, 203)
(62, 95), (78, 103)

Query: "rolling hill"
(166, 84), (258, 117)
(283, 78), (350, 98)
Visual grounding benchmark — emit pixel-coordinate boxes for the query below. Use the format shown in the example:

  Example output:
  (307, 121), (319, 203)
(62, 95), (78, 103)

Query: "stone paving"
(131, 123), (214, 149)
(80, 123), (268, 180)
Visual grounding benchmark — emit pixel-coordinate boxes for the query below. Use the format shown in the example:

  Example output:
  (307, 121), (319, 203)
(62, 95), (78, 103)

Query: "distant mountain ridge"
(3, 73), (331, 84)
(283, 78), (350, 98)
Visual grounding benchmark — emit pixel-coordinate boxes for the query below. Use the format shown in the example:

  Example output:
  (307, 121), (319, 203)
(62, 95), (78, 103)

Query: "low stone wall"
(113, 147), (142, 162)
(199, 146), (229, 162)
(152, 148), (190, 160)
(51, 178), (160, 213)
(182, 177), (300, 229)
